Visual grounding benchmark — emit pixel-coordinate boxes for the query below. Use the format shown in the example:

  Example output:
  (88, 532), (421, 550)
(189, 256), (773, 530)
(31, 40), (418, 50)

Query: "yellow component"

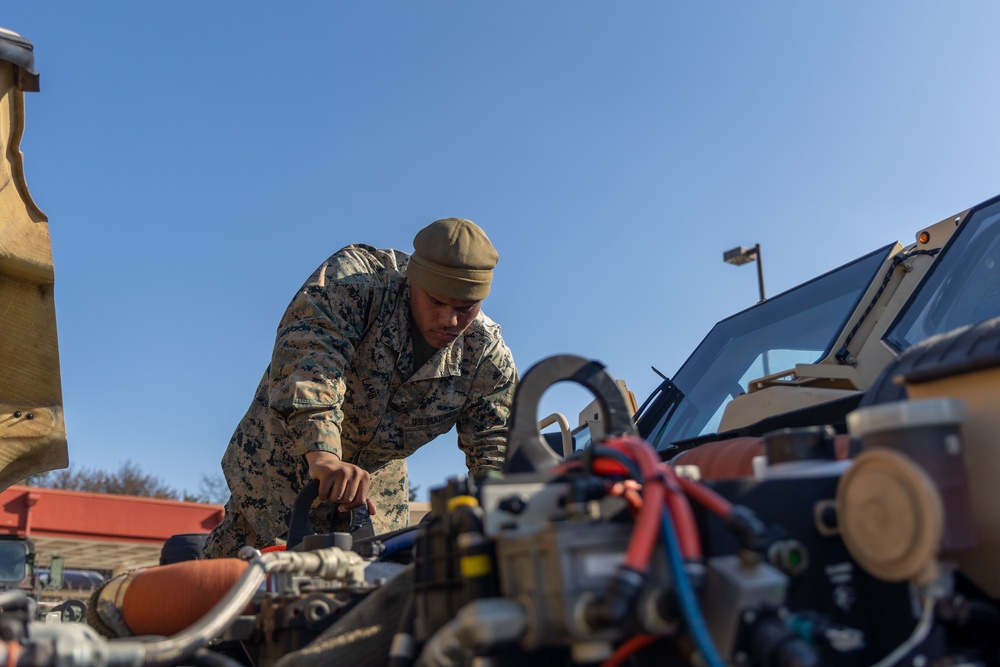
(447, 495), (479, 512)
(836, 448), (943, 584)
(460, 554), (493, 579)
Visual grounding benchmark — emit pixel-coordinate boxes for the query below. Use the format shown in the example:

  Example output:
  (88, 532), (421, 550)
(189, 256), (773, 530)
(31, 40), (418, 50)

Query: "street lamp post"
(723, 243), (766, 302)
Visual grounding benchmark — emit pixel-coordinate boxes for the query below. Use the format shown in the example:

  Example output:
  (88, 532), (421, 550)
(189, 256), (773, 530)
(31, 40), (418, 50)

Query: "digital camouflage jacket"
(220, 244), (517, 544)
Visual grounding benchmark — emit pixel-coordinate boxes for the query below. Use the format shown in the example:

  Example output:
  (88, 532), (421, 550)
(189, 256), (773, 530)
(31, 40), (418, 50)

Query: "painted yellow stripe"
(460, 554), (492, 578)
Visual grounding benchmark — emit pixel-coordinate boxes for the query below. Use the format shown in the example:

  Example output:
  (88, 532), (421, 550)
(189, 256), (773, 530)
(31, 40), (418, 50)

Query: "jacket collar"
(382, 281), (464, 381)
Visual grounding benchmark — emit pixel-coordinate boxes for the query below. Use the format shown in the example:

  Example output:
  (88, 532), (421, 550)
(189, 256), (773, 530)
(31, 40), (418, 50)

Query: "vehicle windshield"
(886, 197), (1000, 351)
(638, 245), (893, 450)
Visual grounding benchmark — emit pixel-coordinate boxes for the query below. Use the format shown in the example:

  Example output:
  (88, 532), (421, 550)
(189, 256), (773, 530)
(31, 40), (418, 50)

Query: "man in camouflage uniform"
(203, 218), (516, 558)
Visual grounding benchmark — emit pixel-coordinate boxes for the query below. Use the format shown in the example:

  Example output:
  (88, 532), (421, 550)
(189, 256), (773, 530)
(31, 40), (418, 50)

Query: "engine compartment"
(1, 323), (999, 667)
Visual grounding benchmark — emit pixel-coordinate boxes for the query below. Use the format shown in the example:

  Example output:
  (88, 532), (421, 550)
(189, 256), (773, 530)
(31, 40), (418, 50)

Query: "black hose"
(0, 591), (30, 612)
(287, 479), (321, 549)
(190, 648), (247, 667)
(388, 594), (418, 667)
(953, 598), (1000, 629)
(939, 595), (1000, 659)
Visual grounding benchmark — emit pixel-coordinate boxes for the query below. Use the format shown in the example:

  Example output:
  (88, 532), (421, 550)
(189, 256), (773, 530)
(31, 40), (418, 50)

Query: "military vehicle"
(4, 26), (1000, 667)
(0, 534), (41, 604)
(0, 534), (85, 622)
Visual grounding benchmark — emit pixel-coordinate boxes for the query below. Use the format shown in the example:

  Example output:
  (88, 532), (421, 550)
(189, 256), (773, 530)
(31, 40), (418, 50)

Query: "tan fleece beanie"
(408, 218), (498, 300)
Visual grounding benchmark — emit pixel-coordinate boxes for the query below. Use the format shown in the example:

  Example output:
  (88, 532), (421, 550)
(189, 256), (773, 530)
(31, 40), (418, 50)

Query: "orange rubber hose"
(121, 559), (249, 636)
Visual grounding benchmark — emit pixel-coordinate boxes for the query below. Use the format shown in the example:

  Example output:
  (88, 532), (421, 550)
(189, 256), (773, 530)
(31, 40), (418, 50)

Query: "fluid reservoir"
(847, 398), (974, 554)
(838, 398), (973, 584)
(836, 447), (944, 584)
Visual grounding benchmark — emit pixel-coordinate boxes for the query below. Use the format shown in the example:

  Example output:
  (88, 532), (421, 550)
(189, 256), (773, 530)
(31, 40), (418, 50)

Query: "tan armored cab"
(0, 29), (67, 490)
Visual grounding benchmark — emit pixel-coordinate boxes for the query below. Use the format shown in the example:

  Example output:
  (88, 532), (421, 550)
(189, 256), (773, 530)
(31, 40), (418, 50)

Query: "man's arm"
(267, 246), (394, 510)
(457, 341), (518, 478)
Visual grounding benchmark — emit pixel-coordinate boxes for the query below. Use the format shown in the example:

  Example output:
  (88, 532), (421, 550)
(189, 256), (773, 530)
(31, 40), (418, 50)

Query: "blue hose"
(381, 528), (420, 556)
(660, 512), (726, 667)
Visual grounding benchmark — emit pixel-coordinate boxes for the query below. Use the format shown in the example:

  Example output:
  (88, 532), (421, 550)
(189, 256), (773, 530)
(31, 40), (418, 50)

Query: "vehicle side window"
(0, 544), (26, 582)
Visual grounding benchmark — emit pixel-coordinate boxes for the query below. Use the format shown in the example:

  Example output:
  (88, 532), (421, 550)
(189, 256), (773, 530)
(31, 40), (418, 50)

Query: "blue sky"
(4, 3), (1000, 502)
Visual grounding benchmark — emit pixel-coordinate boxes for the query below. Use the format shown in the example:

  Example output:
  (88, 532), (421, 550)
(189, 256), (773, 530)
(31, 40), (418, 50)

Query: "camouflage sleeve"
(456, 339), (517, 478)
(267, 247), (385, 459)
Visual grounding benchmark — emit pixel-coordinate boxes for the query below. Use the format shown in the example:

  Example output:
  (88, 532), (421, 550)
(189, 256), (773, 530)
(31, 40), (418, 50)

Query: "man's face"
(409, 282), (482, 348)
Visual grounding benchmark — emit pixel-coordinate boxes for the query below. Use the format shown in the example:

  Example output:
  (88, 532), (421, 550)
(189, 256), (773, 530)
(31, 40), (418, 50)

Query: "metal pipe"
(538, 413), (574, 457)
(753, 243), (766, 302)
(417, 599), (528, 667)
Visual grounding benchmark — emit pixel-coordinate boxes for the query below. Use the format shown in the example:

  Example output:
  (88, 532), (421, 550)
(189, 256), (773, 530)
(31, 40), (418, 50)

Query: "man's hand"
(305, 451), (378, 515)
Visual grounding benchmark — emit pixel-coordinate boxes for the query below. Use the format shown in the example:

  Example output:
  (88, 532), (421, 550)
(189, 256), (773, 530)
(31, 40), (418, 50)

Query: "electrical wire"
(658, 467), (703, 560)
(590, 445), (642, 479)
(608, 479), (643, 513)
(600, 634), (660, 667)
(671, 470), (733, 519)
(562, 433), (718, 665)
(604, 436), (668, 573)
(660, 509), (725, 667)
(869, 596), (936, 667)
(607, 436), (702, 560)
(597, 435), (704, 564)
(553, 447), (639, 480)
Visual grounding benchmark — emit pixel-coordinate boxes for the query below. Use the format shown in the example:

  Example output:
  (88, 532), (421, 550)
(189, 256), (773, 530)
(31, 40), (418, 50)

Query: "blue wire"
(660, 511), (726, 667)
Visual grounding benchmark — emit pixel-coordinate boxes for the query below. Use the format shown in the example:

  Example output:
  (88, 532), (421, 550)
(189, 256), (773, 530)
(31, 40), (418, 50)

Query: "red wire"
(551, 457), (633, 478)
(671, 469), (733, 518)
(593, 458), (632, 476)
(601, 634), (661, 667)
(660, 475), (702, 560)
(603, 436), (670, 571)
(665, 490), (702, 560)
(607, 436), (703, 561)
(611, 484), (643, 512)
(548, 458), (642, 517)
(550, 436), (704, 564)
(550, 460), (577, 477)
(5, 641), (20, 667)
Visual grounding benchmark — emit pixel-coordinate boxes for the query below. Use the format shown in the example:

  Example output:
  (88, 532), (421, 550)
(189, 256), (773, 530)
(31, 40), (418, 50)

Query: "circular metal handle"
(503, 355), (637, 474)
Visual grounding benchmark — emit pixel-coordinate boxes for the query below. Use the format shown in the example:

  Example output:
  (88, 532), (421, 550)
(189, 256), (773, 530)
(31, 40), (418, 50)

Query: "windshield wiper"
(635, 371), (685, 443)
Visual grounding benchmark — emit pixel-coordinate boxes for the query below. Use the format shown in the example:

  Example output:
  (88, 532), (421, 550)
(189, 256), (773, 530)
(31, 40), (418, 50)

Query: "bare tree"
(26, 465), (406, 507)
(24, 460), (177, 499)
(182, 474), (230, 505)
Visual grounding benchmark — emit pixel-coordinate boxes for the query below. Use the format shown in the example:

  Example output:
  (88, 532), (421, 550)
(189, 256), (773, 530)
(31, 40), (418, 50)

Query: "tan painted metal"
(0, 55), (67, 491)
(719, 386), (859, 433)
